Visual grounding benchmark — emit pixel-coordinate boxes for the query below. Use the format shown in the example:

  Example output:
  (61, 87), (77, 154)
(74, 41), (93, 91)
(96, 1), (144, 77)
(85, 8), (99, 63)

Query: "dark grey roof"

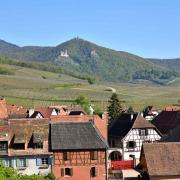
(50, 122), (108, 150)
(109, 113), (156, 138)
(161, 125), (180, 142)
(152, 111), (180, 135)
(109, 113), (137, 137)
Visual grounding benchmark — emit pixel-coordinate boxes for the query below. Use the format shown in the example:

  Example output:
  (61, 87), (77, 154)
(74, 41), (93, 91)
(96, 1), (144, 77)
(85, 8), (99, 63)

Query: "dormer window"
(33, 132), (44, 149)
(13, 134), (25, 150)
(0, 141), (8, 152)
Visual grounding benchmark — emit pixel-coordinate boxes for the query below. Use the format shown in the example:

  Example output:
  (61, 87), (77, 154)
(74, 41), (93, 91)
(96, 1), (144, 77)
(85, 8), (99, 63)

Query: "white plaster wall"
(11, 157), (51, 176)
(123, 128), (161, 160)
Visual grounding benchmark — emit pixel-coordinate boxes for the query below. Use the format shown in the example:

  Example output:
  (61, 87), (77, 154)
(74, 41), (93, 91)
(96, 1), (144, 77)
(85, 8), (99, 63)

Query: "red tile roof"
(164, 106), (180, 111)
(33, 107), (54, 118)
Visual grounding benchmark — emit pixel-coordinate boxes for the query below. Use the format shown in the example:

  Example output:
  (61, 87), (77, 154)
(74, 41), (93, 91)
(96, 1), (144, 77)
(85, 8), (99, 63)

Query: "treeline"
(133, 69), (177, 81)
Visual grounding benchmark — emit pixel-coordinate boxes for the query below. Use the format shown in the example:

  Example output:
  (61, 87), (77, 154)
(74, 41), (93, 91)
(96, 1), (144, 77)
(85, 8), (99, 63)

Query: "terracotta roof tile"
(142, 143), (180, 176)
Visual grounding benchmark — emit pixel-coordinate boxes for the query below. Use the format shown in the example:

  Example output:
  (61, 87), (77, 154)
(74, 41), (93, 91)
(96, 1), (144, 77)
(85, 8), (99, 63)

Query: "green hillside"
(0, 38), (178, 83)
(147, 58), (180, 73)
(0, 63), (179, 111)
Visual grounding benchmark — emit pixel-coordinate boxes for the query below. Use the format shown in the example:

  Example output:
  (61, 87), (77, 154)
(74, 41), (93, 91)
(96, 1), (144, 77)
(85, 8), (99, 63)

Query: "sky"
(0, 0), (180, 58)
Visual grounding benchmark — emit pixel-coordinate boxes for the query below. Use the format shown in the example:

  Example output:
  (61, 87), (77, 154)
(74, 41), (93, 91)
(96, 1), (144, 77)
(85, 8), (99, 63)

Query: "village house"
(152, 110), (180, 135)
(140, 143), (180, 180)
(50, 112), (108, 140)
(29, 105), (87, 118)
(50, 121), (108, 180)
(108, 113), (161, 163)
(143, 106), (160, 121)
(28, 107), (60, 118)
(0, 118), (52, 176)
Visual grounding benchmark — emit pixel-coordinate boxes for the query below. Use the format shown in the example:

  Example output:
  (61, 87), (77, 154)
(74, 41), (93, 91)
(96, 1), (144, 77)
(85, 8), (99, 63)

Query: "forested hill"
(147, 58), (180, 73)
(0, 38), (179, 83)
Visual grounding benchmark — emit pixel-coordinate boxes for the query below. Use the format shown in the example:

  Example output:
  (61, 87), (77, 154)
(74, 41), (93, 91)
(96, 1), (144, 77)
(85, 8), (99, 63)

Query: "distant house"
(152, 110), (180, 135)
(108, 113), (161, 162)
(0, 119), (52, 176)
(29, 107), (59, 118)
(7, 104), (28, 119)
(50, 121), (108, 180)
(0, 98), (28, 119)
(143, 106), (160, 121)
(140, 143), (180, 180)
(164, 106), (180, 111)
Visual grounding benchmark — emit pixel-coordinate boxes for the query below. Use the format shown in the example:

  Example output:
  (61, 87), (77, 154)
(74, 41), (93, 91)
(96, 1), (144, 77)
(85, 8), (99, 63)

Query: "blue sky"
(0, 0), (180, 58)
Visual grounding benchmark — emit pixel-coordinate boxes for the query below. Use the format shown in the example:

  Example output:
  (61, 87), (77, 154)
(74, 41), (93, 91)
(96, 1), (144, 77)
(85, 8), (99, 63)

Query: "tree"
(0, 162), (55, 180)
(127, 106), (134, 114)
(107, 93), (123, 121)
(74, 95), (90, 114)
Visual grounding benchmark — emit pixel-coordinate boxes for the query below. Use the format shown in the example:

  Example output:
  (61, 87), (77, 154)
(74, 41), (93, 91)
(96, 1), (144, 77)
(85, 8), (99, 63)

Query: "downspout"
(106, 149), (108, 180)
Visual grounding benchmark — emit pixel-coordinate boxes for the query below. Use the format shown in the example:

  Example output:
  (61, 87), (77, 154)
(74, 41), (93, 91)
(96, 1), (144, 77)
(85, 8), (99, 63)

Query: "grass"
(0, 64), (179, 111)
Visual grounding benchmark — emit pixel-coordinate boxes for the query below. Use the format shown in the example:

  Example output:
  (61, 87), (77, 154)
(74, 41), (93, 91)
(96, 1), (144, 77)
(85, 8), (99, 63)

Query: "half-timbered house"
(108, 113), (161, 163)
(50, 121), (108, 180)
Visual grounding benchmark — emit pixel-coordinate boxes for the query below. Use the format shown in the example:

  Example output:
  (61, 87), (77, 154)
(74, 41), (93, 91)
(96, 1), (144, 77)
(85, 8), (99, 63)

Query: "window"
(13, 143), (25, 150)
(63, 152), (70, 161)
(61, 168), (73, 177)
(42, 158), (48, 165)
(126, 141), (136, 149)
(16, 158), (27, 168)
(0, 141), (8, 151)
(90, 151), (98, 160)
(139, 129), (148, 136)
(2, 159), (11, 167)
(90, 167), (97, 177)
(34, 142), (43, 149)
(36, 157), (49, 166)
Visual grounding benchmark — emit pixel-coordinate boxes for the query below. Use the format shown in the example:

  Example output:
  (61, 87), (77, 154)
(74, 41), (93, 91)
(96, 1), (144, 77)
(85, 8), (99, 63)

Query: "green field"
(0, 64), (179, 111)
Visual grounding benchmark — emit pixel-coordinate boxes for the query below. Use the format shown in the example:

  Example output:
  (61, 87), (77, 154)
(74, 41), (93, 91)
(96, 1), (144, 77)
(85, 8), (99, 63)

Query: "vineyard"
(0, 64), (179, 110)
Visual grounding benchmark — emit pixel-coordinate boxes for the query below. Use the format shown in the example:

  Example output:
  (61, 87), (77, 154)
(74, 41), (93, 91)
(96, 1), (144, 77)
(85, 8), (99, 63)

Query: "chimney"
(102, 112), (108, 122)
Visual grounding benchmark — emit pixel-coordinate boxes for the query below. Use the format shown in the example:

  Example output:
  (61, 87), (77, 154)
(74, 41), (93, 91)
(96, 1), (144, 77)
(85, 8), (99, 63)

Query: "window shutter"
(95, 167), (97, 177)
(36, 158), (42, 166)
(48, 157), (51, 165)
(16, 159), (20, 167)
(61, 168), (64, 177)
(67, 152), (70, 160)
(70, 168), (73, 176)
(25, 159), (28, 167)
(94, 151), (98, 160)
(90, 168), (92, 177)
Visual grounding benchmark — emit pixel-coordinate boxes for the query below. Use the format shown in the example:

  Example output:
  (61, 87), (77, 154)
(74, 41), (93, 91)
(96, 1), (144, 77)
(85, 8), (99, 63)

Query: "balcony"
(111, 160), (134, 170)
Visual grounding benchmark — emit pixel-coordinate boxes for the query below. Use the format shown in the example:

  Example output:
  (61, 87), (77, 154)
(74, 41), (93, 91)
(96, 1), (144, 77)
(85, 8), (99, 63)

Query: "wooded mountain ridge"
(0, 38), (179, 83)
